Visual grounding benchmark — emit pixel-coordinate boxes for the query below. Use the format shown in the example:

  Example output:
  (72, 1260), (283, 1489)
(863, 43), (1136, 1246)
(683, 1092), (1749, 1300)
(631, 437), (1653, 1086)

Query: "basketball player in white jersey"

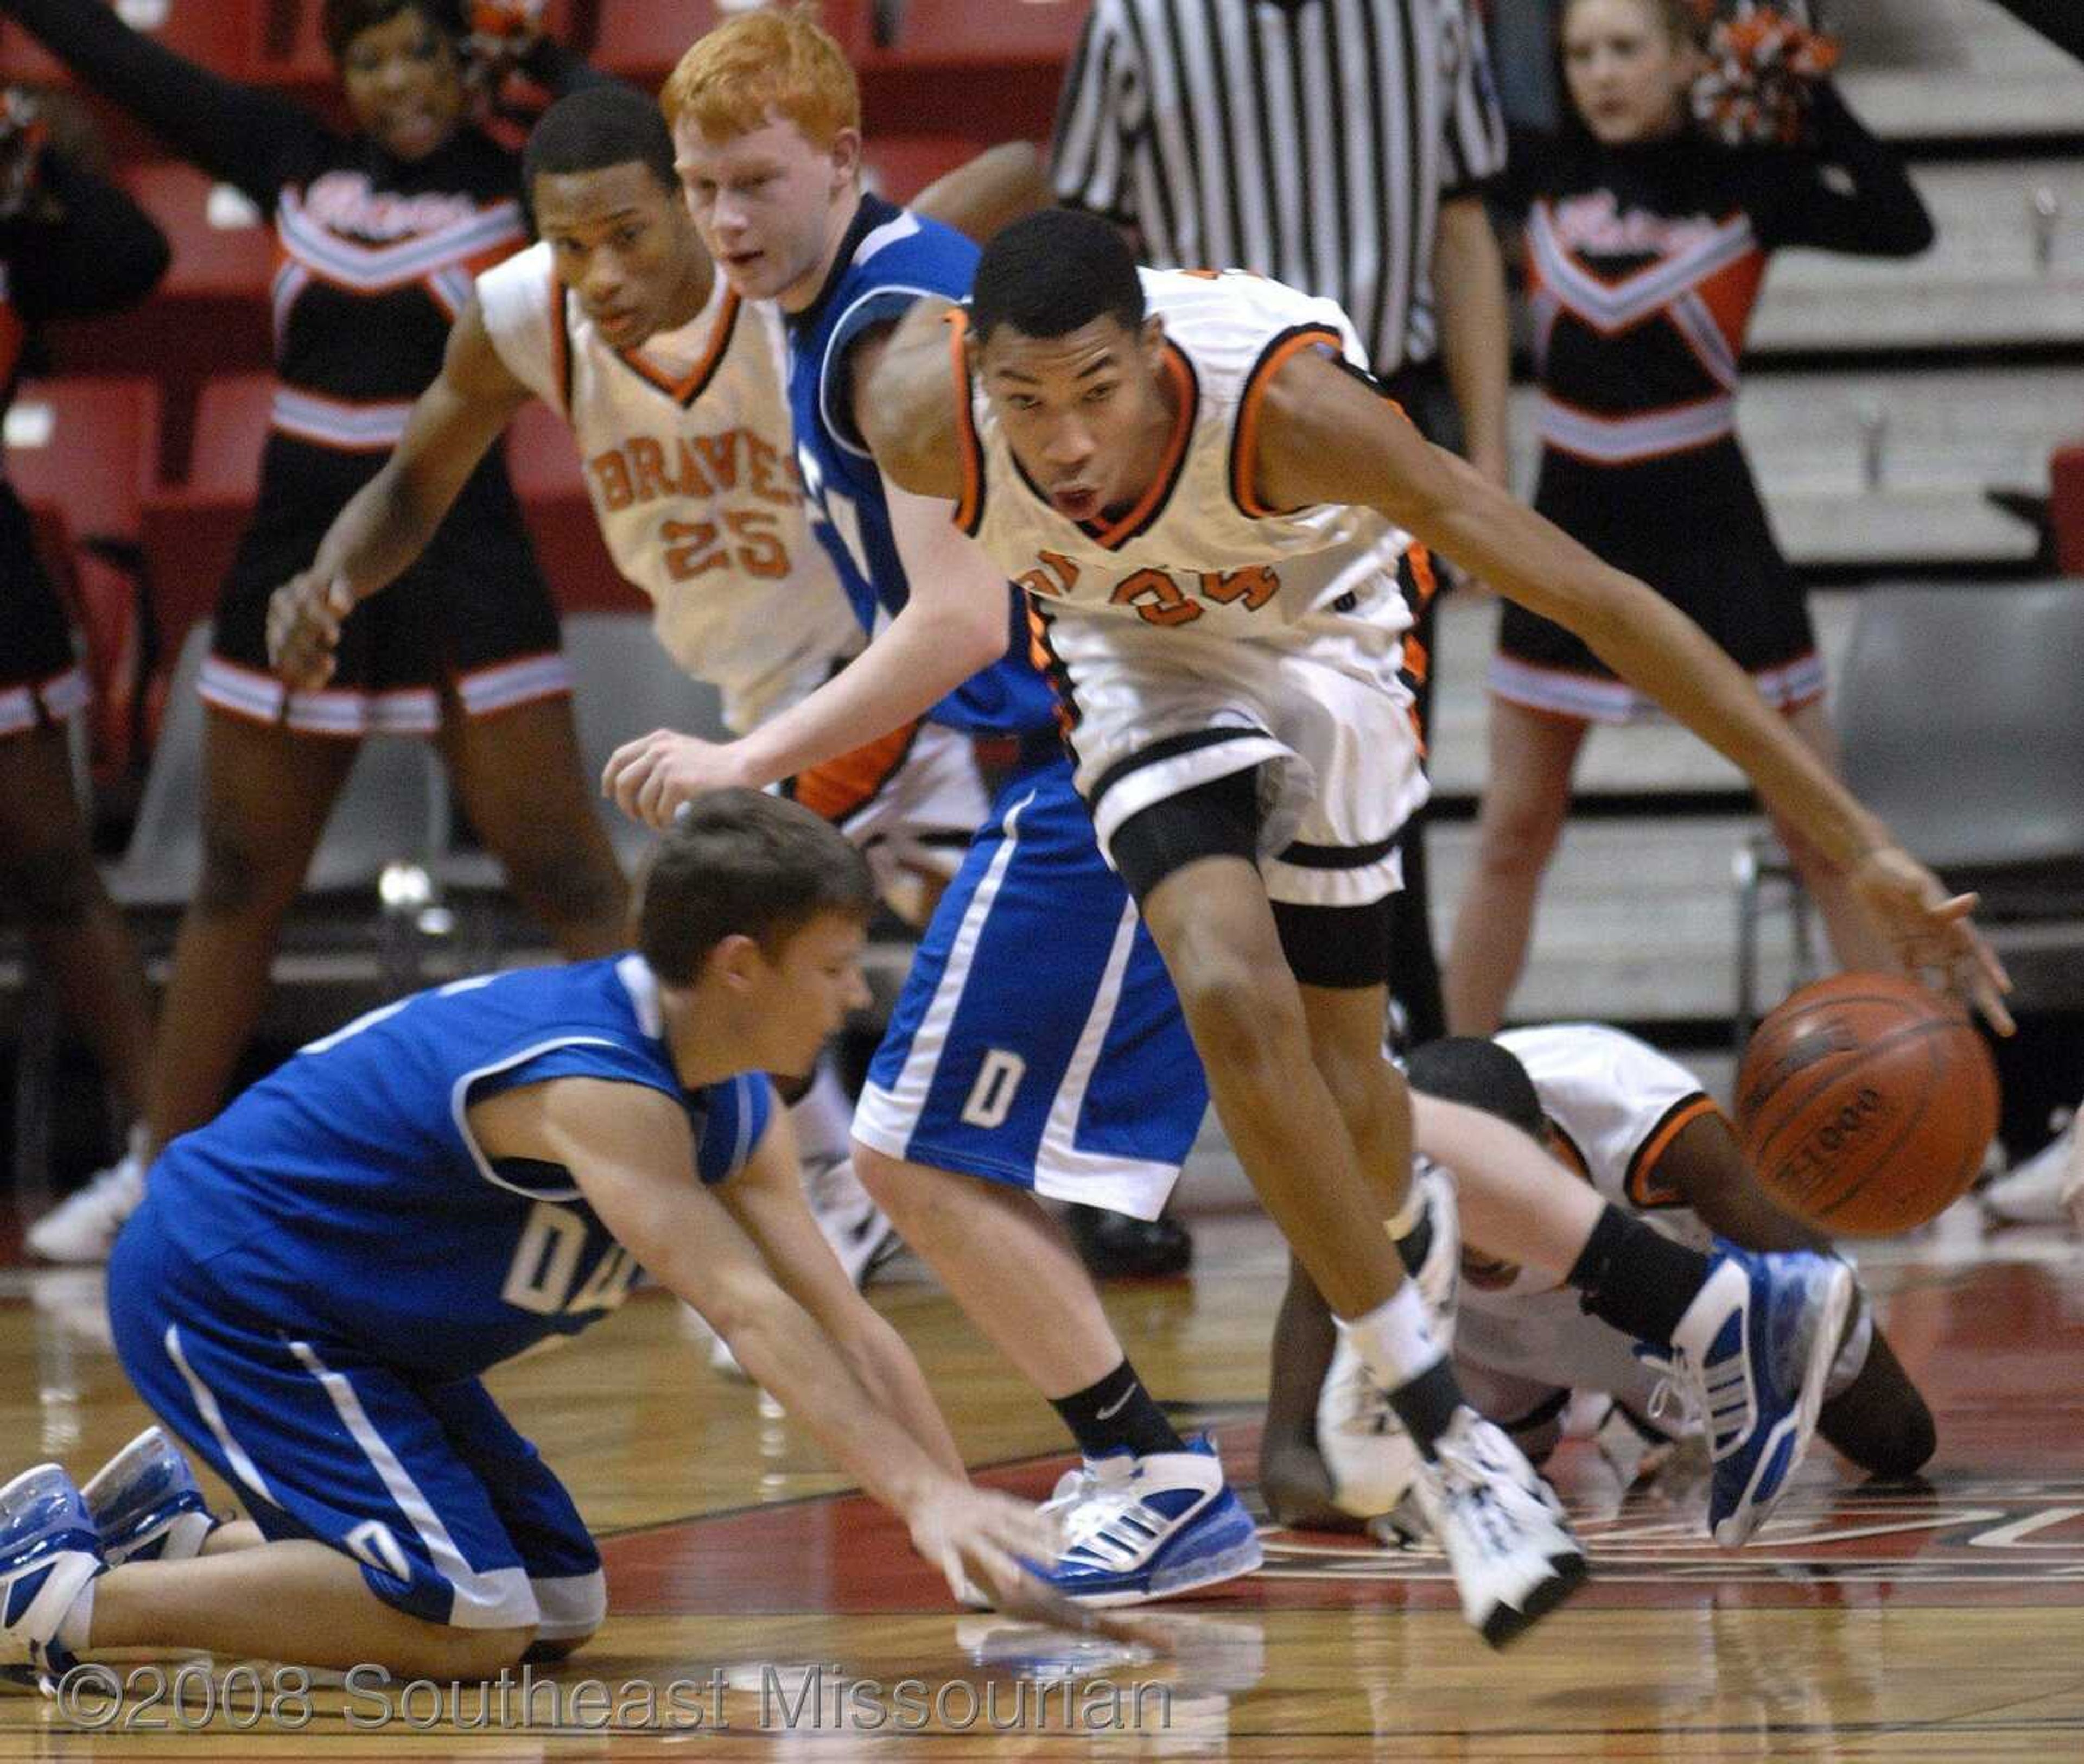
(615, 205), (2007, 1635)
(268, 87), (1004, 1289)
(1263, 1029), (1938, 1533)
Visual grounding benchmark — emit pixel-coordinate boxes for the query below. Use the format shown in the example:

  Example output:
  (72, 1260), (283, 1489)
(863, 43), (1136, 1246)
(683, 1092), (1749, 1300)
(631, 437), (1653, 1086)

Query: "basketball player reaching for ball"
(273, 74), (1252, 1616)
(600, 12), (2000, 1642)
(266, 86), (1042, 1297)
(0, 794), (1131, 1687)
(1261, 1029), (1937, 1537)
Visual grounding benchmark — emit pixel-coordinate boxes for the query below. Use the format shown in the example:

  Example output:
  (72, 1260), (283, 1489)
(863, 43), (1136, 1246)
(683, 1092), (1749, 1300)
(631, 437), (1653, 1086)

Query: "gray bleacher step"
(1426, 591), (1859, 801)
(1839, 0), (2084, 142)
(1752, 161), (2084, 353)
(1427, 816), (1800, 1026)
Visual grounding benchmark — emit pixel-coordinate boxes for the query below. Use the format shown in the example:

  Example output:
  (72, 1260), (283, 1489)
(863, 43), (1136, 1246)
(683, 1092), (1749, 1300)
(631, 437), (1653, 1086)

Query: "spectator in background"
(1049, 0), (1513, 1275)
(0, 88), (166, 1177)
(5, 0), (631, 1262)
(1442, 0), (1933, 1036)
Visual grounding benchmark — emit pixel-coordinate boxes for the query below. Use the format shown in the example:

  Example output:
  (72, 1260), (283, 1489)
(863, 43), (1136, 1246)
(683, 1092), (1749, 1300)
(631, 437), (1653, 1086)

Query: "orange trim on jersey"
(945, 308), (986, 536)
(617, 288), (742, 408)
(1082, 341), (1197, 550)
(785, 719), (923, 823)
(1231, 325), (1342, 518)
(1407, 544), (1438, 612)
(1626, 1094), (1722, 1211)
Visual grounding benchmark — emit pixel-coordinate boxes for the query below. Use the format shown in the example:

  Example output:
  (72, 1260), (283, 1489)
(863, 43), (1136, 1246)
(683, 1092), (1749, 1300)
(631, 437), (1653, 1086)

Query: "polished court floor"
(1, 1207), (2080, 1759)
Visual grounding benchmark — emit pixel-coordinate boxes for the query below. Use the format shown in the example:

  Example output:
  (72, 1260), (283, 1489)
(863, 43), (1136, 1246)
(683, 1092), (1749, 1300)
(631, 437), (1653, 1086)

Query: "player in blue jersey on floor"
(0, 792), (1104, 1685)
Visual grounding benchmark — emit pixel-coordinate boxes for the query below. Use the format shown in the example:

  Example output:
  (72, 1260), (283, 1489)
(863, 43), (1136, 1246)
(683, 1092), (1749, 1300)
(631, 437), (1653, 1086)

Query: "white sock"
(55, 1577), (95, 1654)
(787, 1052), (855, 1169)
(1384, 1183), (1426, 1242)
(1337, 1281), (1446, 1391)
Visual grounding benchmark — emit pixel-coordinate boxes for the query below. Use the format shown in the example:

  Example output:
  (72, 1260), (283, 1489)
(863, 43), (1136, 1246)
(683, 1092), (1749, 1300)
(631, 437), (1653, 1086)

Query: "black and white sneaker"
(1409, 1407), (1588, 1648)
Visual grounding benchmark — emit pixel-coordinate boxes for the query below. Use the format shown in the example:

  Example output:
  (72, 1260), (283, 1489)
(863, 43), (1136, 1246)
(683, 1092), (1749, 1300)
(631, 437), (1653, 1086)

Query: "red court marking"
(602, 1259), (2084, 1619)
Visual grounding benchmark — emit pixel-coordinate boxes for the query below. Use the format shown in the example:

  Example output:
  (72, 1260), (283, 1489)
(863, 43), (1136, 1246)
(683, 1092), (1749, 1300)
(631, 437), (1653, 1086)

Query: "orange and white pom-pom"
(1692, 7), (1841, 147)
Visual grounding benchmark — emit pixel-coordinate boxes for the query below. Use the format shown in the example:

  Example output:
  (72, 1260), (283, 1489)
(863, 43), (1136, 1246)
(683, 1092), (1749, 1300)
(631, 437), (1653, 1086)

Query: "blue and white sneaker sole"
(1715, 1258), (1855, 1548)
(1055, 1508), (1265, 1610)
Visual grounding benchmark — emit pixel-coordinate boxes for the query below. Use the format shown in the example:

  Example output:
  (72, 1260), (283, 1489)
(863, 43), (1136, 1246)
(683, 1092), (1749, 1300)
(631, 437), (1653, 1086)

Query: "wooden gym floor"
(1, 1207), (2080, 1760)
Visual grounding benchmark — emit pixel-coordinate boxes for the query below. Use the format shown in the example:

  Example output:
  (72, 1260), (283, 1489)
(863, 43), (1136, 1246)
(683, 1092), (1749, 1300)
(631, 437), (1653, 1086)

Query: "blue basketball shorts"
(106, 1199), (605, 1638)
(852, 751), (1207, 1220)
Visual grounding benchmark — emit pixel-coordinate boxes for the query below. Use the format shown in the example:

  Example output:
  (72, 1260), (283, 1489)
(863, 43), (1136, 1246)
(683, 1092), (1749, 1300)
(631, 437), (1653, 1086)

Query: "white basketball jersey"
(478, 243), (860, 733)
(1461, 1024), (1721, 1303)
(955, 266), (1414, 642)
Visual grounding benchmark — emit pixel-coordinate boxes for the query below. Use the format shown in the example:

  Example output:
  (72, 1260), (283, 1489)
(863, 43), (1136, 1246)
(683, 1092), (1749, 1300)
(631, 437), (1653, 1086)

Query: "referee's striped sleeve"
(1440, 0), (1509, 194)
(1051, 0), (1141, 221)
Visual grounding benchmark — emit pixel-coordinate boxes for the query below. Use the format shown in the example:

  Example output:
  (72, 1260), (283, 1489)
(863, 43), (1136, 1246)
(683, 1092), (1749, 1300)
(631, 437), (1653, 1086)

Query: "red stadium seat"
(505, 397), (645, 614)
(863, 0), (1088, 69)
(587, 0), (870, 85)
(4, 376), (160, 543)
(0, 0), (277, 88)
(2053, 441), (2084, 576)
(274, 0), (583, 88)
(51, 164), (278, 430)
(138, 372), (273, 649)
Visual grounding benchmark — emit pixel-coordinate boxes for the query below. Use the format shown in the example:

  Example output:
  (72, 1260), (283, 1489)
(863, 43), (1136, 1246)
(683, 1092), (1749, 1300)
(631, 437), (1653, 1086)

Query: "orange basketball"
(1735, 972), (1999, 1236)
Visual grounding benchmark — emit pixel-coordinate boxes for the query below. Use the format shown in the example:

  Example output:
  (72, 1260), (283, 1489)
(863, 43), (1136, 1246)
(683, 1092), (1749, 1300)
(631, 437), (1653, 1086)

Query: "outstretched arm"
(469, 1078), (1129, 1629)
(716, 1108), (965, 1480)
(268, 296), (532, 687)
(0, 0), (321, 205)
(1251, 350), (2012, 1032)
(602, 320), (1009, 826)
(910, 142), (1053, 244)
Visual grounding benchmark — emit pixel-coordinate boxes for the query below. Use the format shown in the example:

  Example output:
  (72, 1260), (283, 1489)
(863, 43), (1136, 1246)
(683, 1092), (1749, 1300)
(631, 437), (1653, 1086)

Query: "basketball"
(1736, 972), (2000, 1236)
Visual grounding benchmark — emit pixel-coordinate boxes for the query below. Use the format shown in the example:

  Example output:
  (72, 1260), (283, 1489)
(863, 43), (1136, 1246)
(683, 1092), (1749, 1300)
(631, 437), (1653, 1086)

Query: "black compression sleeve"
(1761, 83), (1934, 259)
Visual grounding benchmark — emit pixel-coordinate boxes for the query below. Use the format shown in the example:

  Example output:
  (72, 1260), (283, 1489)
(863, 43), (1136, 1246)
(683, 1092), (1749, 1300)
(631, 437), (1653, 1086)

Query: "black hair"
(322, 0), (466, 62)
(635, 789), (874, 987)
(522, 85), (681, 219)
(1404, 1037), (1546, 1142)
(969, 207), (1146, 345)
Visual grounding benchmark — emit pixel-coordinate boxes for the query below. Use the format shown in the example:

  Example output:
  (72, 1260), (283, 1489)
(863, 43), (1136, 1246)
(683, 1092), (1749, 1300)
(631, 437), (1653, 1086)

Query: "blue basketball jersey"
(786, 194), (1057, 737)
(143, 955), (771, 1378)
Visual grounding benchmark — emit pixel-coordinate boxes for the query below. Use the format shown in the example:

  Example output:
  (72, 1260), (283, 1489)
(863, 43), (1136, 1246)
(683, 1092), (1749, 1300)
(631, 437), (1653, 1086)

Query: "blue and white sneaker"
(1, 1465), (104, 1681)
(1651, 1243), (1855, 1547)
(82, 1428), (216, 1566)
(1037, 1434), (1262, 1608)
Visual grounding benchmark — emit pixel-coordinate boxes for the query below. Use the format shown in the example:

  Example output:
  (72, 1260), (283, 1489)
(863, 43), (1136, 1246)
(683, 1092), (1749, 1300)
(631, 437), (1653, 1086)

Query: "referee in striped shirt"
(1050, 0), (1513, 1050)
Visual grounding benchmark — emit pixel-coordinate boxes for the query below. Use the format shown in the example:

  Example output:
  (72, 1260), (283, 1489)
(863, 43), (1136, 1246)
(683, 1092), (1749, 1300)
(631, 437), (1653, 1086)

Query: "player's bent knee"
(530, 1569), (607, 1649)
(1173, 957), (1307, 1077)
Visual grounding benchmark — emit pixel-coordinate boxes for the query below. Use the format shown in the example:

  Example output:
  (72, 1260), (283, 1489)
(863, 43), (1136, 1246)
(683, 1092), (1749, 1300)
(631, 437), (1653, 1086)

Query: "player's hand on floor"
(601, 730), (750, 828)
(910, 1485), (1173, 1653)
(1851, 845), (2014, 1035)
(266, 571), (355, 688)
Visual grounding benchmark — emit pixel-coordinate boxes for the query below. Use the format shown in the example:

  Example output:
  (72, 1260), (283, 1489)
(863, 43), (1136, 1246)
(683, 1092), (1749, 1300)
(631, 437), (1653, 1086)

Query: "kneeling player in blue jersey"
(0, 792), (1108, 1684)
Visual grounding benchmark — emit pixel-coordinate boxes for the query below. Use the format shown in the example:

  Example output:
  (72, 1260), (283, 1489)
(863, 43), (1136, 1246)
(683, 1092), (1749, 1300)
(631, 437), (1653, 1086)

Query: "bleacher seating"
(862, 0), (1087, 69)
(0, 0), (279, 89)
(587, 1), (869, 85)
(137, 372), (272, 652)
(4, 376), (159, 559)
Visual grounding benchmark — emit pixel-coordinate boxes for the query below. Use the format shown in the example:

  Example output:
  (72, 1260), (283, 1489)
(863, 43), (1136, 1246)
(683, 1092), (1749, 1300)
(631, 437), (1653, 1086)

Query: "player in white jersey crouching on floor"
(266, 86), (1017, 1292)
(1262, 1029), (1938, 1539)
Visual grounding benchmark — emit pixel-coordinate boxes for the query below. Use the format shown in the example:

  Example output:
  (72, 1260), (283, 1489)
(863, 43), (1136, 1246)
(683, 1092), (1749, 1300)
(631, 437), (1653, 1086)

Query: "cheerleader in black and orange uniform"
(5, 0), (631, 1261)
(0, 100), (164, 1159)
(1444, 0), (1933, 1035)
